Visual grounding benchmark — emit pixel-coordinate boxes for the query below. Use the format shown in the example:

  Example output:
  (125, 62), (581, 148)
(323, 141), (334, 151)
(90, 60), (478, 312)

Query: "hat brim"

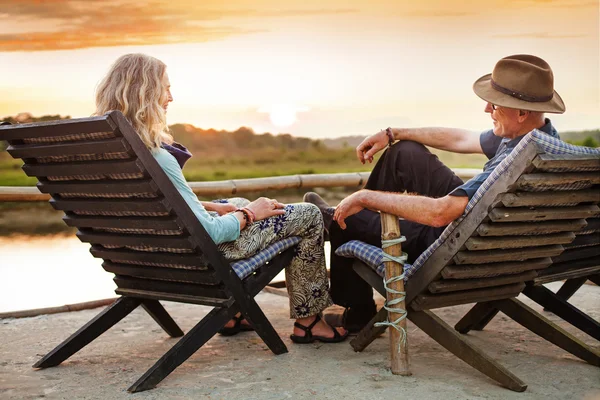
(473, 73), (565, 114)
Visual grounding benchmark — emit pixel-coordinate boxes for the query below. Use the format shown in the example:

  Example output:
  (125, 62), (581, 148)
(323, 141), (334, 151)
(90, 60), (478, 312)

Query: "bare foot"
(293, 315), (347, 339)
(223, 313), (252, 329)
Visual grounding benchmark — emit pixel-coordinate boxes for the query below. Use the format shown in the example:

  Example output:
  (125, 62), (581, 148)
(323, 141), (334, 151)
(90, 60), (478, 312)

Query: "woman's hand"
(203, 202), (238, 215)
(214, 202), (237, 215)
(246, 197), (286, 221)
(356, 130), (389, 164)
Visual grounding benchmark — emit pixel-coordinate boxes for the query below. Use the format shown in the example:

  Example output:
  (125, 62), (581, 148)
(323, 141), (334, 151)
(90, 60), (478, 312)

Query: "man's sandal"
(289, 314), (349, 344)
(218, 314), (254, 336)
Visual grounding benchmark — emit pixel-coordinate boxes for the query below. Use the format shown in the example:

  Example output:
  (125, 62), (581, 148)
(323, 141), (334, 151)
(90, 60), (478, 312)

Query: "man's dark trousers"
(329, 141), (465, 313)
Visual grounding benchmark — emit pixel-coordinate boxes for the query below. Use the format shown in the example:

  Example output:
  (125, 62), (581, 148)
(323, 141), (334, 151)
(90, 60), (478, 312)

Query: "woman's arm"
(202, 201), (237, 215)
(153, 148), (241, 244)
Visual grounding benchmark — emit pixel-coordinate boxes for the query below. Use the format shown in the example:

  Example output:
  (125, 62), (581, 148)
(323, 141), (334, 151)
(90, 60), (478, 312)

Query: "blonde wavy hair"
(94, 53), (173, 149)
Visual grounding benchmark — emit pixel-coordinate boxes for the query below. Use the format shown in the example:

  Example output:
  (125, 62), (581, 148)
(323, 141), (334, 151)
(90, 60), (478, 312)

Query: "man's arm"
(333, 190), (469, 229)
(357, 127), (483, 164)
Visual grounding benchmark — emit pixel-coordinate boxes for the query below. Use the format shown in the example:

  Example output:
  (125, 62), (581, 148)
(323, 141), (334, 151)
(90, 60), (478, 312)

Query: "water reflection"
(0, 236), (330, 313)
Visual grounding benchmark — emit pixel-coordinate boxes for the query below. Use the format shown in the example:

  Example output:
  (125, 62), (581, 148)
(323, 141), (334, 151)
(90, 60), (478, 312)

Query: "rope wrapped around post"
(375, 212), (411, 376)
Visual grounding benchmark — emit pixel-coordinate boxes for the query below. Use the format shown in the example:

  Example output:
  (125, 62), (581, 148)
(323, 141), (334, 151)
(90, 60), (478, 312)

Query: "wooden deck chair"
(334, 129), (600, 392)
(0, 111), (300, 392)
(457, 217), (600, 342)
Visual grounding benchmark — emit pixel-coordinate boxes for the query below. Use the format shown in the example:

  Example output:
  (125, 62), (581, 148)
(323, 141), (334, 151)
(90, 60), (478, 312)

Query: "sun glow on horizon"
(258, 104), (310, 128)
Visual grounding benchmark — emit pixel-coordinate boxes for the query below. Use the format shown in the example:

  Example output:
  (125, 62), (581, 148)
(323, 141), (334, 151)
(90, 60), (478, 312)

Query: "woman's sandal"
(218, 314), (254, 336)
(289, 314), (349, 344)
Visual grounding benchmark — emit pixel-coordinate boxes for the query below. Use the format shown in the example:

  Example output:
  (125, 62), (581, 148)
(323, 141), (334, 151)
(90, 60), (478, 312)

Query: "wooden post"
(381, 212), (411, 375)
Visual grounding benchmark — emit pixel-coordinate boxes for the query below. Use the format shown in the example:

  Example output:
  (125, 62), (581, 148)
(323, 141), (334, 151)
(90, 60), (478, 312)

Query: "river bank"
(1, 282), (599, 399)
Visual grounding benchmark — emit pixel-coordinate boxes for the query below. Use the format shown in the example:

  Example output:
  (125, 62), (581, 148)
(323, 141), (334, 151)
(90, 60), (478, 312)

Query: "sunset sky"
(0, 0), (598, 139)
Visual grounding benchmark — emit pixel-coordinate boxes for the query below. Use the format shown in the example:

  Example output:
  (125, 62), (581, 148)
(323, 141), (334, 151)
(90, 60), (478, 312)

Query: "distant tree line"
(1, 114), (598, 153)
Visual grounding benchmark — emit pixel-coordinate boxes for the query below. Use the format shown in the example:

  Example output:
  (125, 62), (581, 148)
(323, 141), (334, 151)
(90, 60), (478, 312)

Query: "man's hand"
(356, 130), (389, 164)
(333, 191), (367, 229)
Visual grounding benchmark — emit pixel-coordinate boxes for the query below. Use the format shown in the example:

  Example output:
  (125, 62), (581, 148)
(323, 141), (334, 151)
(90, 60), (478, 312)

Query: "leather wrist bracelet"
(242, 207), (256, 223)
(385, 127), (394, 148)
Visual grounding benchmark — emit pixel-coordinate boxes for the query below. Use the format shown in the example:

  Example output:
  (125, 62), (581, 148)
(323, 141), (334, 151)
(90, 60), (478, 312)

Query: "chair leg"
(238, 300), (288, 355)
(455, 302), (499, 333)
(33, 296), (142, 369)
(554, 277), (587, 302)
(491, 298), (600, 367)
(409, 310), (527, 392)
(141, 300), (184, 338)
(523, 285), (600, 341)
(350, 308), (387, 352)
(128, 306), (234, 393)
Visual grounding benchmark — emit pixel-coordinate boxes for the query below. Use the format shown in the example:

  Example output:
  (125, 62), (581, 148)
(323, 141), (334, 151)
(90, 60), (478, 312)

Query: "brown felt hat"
(473, 54), (565, 113)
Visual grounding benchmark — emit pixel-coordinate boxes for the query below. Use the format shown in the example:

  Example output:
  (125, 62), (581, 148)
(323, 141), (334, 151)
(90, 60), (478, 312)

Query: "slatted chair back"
(335, 130), (600, 391)
(408, 151), (600, 311)
(2, 111), (254, 307)
(0, 111), (296, 392)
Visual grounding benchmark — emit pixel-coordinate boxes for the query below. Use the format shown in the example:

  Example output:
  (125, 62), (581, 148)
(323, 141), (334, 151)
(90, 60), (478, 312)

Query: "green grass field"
(0, 146), (488, 186)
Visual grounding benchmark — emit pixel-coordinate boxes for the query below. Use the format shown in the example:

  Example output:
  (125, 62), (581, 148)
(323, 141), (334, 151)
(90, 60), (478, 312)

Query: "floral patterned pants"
(214, 198), (333, 319)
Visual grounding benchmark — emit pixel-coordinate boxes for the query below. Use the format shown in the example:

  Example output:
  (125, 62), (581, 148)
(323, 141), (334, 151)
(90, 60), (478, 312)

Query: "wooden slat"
(532, 153), (600, 171)
(90, 246), (206, 267)
(50, 198), (169, 213)
(22, 159), (143, 177)
(103, 261), (219, 285)
(583, 218), (600, 232)
(536, 256), (600, 279)
(477, 219), (587, 236)
(429, 270), (537, 294)
(410, 283), (525, 311)
(7, 138), (129, 158)
(498, 190), (599, 207)
(115, 288), (231, 307)
(464, 232), (575, 251)
(564, 233), (600, 249)
(454, 245), (564, 265)
(516, 172), (600, 190)
(77, 231), (193, 249)
(489, 205), (599, 222)
(114, 276), (227, 299)
(551, 245), (600, 263)
(38, 179), (157, 195)
(534, 260), (600, 285)
(441, 258), (552, 279)
(64, 215), (181, 230)
(0, 116), (116, 141)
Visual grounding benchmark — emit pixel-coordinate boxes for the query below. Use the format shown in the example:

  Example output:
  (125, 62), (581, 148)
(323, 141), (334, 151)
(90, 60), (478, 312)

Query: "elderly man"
(305, 54), (566, 332)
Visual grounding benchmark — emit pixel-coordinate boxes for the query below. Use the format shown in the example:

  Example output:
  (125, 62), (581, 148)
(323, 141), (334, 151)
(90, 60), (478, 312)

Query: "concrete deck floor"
(1, 281), (599, 400)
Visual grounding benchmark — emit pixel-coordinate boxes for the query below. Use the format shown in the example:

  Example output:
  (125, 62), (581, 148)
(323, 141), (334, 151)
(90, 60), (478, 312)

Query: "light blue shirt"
(152, 147), (240, 244)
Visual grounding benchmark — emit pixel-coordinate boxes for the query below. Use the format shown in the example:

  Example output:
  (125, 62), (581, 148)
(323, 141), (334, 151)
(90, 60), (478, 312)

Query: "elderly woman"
(94, 53), (347, 344)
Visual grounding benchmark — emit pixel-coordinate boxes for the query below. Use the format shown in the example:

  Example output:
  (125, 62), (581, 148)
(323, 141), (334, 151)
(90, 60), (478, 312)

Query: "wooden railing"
(0, 169), (480, 201)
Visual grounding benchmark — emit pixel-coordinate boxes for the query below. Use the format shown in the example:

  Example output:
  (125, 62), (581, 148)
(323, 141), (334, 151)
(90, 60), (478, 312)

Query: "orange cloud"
(0, 0), (355, 52)
(492, 32), (589, 39)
